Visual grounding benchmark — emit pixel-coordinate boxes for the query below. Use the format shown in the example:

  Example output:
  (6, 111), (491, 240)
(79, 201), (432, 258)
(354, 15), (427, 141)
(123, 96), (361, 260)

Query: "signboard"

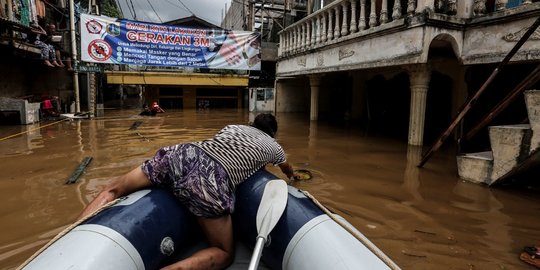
(75, 64), (102, 73)
(80, 14), (261, 71)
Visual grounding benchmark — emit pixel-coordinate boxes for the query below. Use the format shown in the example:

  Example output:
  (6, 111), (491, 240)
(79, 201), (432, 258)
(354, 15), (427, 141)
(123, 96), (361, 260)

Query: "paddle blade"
(255, 179), (288, 238)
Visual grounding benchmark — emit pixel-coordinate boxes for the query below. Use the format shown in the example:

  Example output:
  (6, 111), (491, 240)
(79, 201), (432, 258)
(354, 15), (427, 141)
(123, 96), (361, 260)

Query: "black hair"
(252, 113), (278, 138)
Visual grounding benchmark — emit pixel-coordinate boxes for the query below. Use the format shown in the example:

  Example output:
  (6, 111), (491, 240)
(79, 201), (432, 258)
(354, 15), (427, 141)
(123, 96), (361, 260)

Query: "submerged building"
(227, 0), (540, 146)
(224, 0), (540, 184)
(274, 0), (540, 148)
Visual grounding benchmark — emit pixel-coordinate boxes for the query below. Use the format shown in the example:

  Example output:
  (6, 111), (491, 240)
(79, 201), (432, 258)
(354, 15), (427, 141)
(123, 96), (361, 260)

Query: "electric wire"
(177, 0), (195, 15)
(115, 0), (125, 18)
(123, 0), (135, 18)
(162, 0), (220, 25)
(128, 0), (137, 19)
(145, 0), (163, 22)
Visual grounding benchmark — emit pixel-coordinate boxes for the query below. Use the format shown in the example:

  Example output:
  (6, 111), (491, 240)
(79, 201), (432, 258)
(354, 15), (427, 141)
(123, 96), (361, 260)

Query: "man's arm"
(77, 167), (152, 219)
(278, 161), (297, 181)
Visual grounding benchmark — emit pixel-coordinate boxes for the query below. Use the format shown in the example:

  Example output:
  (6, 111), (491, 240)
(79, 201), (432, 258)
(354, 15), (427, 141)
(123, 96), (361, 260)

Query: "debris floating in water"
(294, 169), (313, 180)
(65, 157), (93, 184)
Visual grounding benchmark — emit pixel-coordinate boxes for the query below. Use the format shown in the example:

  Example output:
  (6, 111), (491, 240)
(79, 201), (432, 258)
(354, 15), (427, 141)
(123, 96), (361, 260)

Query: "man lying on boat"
(77, 113), (300, 270)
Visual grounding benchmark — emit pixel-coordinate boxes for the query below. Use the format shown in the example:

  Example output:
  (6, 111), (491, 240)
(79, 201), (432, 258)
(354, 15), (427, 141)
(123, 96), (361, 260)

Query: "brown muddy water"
(1, 109), (539, 270)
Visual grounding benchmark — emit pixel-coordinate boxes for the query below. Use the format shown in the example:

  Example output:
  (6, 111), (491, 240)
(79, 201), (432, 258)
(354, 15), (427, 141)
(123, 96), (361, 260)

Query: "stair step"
(457, 151), (493, 184)
(489, 124), (532, 184)
(525, 90), (540, 152)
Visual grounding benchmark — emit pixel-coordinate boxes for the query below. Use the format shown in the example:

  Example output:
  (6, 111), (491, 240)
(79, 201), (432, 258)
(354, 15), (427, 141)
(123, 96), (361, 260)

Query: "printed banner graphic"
(80, 14), (261, 70)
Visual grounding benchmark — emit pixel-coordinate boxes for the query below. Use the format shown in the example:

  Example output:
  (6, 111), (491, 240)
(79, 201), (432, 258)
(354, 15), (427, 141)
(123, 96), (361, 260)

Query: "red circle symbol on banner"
(86, 19), (102, 34)
(88, 39), (112, 62)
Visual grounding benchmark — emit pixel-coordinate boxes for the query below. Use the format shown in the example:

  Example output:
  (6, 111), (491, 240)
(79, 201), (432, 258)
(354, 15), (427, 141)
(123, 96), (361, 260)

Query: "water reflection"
(403, 146), (423, 202)
(450, 180), (513, 261)
(1, 109), (540, 269)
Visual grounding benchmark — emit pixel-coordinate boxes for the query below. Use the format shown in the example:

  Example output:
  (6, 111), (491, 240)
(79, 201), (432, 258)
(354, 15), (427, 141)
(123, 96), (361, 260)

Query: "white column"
(316, 15), (321, 44)
(350, 0), (358, 33)
(309, 75), (321, 121)
(392, 0), (402, 20)
(369, 0), (377, 27)
(359, 0), (367, 30)
(407, 0), (417, 15)
(328, 10), (334, 40)
(295, 27), (300, 51)
(302, 24), (307, 49)
(407, 64), (431, 146)
(279, 33), (284, 55)
(322, 12), (328, 42)
(341, 2), (349, 36)
(334, 6), (341, 38)
(311, 20), (317, 45)
(380, 0), (388, 23)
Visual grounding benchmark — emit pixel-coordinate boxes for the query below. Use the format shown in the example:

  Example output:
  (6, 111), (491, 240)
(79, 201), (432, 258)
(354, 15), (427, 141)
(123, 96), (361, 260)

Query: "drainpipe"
(69, 0), (80, 113)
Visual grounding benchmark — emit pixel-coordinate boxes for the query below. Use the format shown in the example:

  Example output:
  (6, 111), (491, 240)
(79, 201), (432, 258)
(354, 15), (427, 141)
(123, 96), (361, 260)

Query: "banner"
(80, 14), (261, 71)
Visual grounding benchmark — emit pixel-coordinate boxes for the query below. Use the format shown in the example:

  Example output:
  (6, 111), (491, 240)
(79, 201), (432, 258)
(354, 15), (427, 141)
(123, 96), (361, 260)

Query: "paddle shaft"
(248, 179), (288, 270)
(248, 237), (266, 270)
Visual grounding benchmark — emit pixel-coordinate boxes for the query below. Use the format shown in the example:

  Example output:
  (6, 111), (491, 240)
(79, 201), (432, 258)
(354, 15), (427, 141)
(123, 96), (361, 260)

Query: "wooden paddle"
(247, 179), (288, 270)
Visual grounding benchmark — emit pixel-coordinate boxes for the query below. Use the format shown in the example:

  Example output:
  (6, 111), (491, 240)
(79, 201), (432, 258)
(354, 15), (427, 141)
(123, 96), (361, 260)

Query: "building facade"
(0, 0), (75, 123)
(274, 0), (540, 148)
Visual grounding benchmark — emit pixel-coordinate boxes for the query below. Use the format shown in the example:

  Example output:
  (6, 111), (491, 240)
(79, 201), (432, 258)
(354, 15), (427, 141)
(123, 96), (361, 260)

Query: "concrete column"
(309, 75), (321, 121)
(392, 0), (402, 19)
(359, 0), (366, 30)
(279, 33), (284, 55)
(350, 0), (358, 33)
(369, 0), (377, 27)
(334, 6), (341, 38)
(380, 0), (388, 23)
(407, 64), (431, 146)
(322, 13), (328, 42)
(341, 2), (349, 36)
(327, 10), (334, 40)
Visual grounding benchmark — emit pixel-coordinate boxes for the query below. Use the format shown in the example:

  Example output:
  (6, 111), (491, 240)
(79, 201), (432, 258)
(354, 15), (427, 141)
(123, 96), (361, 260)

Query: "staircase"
(457, 90), (540, 186)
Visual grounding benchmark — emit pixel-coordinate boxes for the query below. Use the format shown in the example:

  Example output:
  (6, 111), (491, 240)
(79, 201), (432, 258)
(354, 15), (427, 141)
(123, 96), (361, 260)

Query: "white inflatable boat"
(19, 170), (400, 270)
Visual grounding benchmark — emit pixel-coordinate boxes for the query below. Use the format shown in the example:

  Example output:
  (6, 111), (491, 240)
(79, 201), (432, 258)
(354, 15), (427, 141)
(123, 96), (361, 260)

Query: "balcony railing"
(279, 0), (417, 57)
(279, 0), (538, 57)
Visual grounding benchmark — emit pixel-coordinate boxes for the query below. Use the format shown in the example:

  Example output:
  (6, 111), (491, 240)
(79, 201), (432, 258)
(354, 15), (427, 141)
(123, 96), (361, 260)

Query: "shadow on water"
(0, 109), (539, 269)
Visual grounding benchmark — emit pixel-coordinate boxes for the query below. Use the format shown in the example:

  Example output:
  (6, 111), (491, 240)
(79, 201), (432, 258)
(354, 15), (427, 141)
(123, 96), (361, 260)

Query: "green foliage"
(76, 0), (122, 18)
(100, 2), (121, 18)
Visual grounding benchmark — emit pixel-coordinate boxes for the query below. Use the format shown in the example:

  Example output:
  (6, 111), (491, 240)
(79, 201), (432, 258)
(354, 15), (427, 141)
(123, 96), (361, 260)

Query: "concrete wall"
(275, 77), (310, 112)
(462, 14), (540, 65)
(277, 4), (540, 77)
(222, 1), (245, 30)
(277, 26), (425, 76)
(0, 54), (73, 108)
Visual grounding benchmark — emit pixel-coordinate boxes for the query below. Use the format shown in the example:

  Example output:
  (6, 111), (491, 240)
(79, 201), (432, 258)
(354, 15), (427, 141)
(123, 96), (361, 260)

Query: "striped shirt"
(192, 125), (286, 186)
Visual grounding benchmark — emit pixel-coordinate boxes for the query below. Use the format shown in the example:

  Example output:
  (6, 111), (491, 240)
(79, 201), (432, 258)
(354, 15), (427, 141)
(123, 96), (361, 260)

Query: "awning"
(104, 71), (249, 87)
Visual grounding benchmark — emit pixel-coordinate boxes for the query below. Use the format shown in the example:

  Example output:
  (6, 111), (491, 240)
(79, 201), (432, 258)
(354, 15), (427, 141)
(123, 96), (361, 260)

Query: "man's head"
(252, 113), (277, 138)
(47, 23), (56, 32)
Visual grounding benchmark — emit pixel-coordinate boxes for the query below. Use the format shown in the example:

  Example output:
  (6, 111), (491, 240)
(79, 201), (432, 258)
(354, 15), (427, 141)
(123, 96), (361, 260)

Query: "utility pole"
(248, 0), (255, 31)
(69, 0), (80, 113)
(261, 0), (265, 41)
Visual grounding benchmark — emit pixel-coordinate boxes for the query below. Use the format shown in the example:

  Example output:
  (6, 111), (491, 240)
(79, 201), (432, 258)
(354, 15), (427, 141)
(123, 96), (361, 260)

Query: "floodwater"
(1, 108), (539, 270)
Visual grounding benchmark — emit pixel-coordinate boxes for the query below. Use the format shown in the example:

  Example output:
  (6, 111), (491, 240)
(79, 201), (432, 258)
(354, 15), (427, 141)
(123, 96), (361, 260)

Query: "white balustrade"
(341, 2), (349, 36)
(334, 6), (341, 39)
(279, 0), (534, 56)
(279, 0), (418, 56)
(350, 0), (358, 33)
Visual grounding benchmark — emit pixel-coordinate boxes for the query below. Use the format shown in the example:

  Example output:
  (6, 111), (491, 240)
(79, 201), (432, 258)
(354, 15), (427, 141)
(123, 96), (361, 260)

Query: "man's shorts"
(141, 143), (234, 218)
